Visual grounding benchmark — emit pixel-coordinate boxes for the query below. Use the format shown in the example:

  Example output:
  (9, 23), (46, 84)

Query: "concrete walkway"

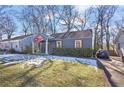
(99, 56), (124, 87)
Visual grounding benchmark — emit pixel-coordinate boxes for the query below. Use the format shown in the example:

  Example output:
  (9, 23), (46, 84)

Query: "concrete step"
(99, 58), (124, 87)
(110, 56), (122, 62)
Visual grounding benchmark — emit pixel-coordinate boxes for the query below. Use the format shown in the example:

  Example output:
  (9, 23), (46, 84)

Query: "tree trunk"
(94, 18), (100, 49)
(8, 35), (11, 39)
(106, 40), (110, 50)
(94, 30), (97, 49)
(106, 30), (110, 50)
(106, 23), (110, 51)
(100, 18), (104, 49)
(24, 31), (27, 36)
(100, 30), (103, 49)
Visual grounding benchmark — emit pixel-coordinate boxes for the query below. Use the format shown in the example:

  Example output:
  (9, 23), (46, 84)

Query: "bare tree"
(74, 7), (93, 31)
(110, 27), (118, 50)
(25, 6), (50, 34)
(59, 5), (78, 32)
(91, 5), (106, 49)
(92, 5), (117, 49)
(115, 16), (124, 30)
(46, 5), (60, 34)
(0, 6), (12, 40)
(16, 6), (33, 35)
(22, 22), (30, 36)
(97, 6), (108, 49)
(17, 6), (44, 35)
(104, 6), (118, 50)
(2, 15), (16, 39)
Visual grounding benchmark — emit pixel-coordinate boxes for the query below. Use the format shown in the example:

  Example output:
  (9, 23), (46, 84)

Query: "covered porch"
(32, 33), (54, 55)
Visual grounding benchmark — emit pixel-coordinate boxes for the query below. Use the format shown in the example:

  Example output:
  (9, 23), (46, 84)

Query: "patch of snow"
(24, 59), (46, 68)
(46, 55), (97, 67)
(0, 54), (98, 68)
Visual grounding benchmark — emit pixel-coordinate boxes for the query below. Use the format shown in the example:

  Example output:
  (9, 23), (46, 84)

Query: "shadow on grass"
(0, 66), (37, 84)
(63, 60), (96, 86)
(66, 70), (86, 86)
(75, 59), (89, 66)
(13, 67), (36, 80)
(0, 63), (18, 70)
(18, 60), (54, 87)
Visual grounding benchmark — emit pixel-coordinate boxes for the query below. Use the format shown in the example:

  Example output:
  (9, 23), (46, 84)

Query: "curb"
(100, 68), (112, 87)
(96, 59), (112, 87)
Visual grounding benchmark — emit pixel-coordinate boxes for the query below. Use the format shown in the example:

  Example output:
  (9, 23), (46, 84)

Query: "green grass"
(0, 60), (106, 87)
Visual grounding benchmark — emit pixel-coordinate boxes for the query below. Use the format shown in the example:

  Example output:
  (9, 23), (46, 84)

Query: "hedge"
(52, 48), (93, 58)
(23, 46), (32, 54)
(8, 48), (24, 54)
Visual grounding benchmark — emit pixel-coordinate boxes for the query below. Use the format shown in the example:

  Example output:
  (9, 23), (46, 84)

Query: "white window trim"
(75, 40), (82, 48)
(56, 41), (62, 48)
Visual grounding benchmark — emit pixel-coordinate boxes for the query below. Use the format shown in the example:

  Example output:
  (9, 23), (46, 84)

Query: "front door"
(40, 42), (51, 54)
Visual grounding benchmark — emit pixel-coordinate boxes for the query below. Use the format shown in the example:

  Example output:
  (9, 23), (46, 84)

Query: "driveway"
(99, 56), (124, 87)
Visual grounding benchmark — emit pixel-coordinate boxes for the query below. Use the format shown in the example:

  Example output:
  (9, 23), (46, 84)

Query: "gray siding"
(62, 39), (74, 48)
(83, 38), (92, 48)
(50, 37), (92, 50)
(19, 36), (33, 52)
(61, 38), (92, 48)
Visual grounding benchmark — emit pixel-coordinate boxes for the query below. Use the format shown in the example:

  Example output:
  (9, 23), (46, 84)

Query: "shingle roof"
(0, 34), (32, 42)
(0, 29), (92, 42)
(52, 29), (92, 40)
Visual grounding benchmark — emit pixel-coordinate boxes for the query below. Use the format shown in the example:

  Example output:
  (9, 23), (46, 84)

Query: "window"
(75, 40), (82, 48)
(56, 41), (62, 48)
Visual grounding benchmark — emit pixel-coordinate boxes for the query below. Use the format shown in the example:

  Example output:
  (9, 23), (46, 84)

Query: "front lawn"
(0, 60), (106, 87)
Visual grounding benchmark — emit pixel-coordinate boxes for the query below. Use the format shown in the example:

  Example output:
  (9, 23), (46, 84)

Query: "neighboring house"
(0, 29), (93, 54)
(115, 29), (124, 56)
(0, 35), (33, 52)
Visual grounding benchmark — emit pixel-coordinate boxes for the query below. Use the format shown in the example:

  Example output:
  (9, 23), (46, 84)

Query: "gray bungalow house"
(41, 29), (93, 54)
(0, 29), (93, 54)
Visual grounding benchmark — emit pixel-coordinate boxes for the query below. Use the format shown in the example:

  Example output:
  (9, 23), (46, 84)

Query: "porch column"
(45, 38), (48, 55)
(32, 41), (35, 54)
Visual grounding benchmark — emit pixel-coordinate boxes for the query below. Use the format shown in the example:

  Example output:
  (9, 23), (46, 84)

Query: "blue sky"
(3, 5), (124, 38)
(112, 6), (124, 20)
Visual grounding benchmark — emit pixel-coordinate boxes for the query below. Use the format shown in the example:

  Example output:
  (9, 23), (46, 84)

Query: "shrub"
(8, 48), (16, 53)
(52, 48), (93, 58)
(23, 46), (32, 54)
